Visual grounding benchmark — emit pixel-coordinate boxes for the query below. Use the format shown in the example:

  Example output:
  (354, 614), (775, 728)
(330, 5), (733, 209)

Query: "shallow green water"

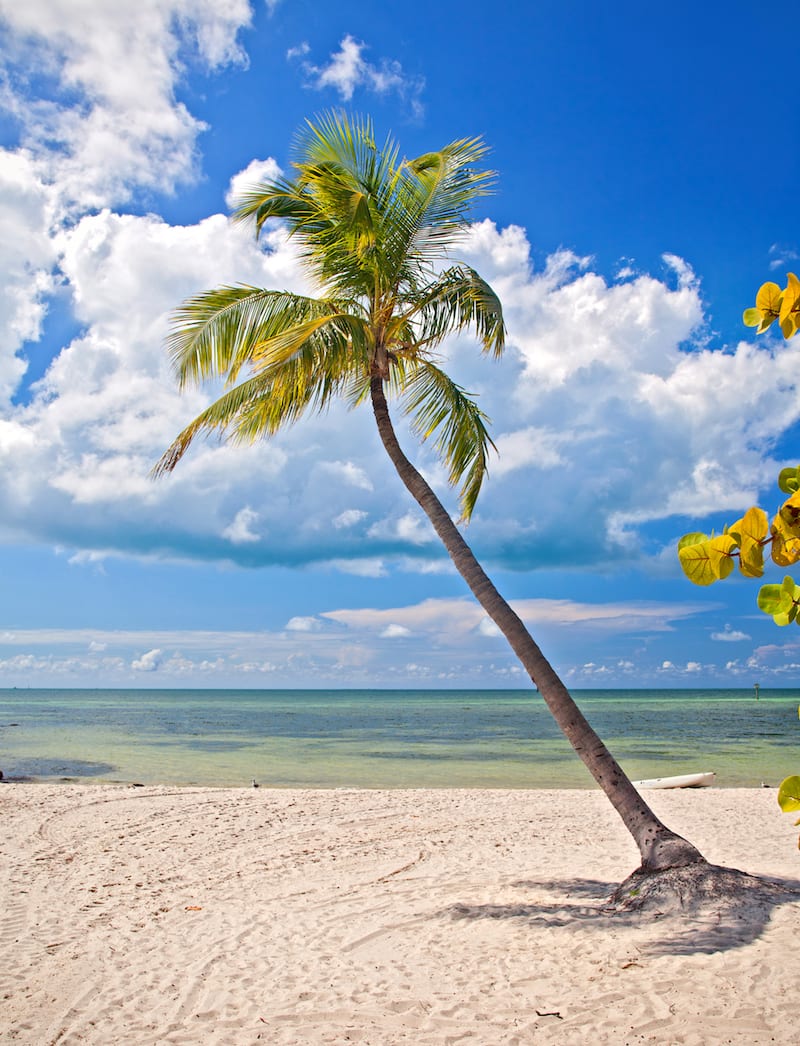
(0, 687), (797, 788)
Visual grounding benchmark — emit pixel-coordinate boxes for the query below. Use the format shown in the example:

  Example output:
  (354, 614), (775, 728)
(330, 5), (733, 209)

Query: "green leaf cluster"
(677, 506), (770, 584)
(757, 576), (800, 625)
(743, 272), (800, 339)
(681, 286), (800, 847)
(677, 476), (800, 625)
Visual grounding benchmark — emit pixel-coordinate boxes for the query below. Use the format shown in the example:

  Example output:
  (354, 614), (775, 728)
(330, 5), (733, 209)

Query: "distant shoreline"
(2, 686), (797, 790)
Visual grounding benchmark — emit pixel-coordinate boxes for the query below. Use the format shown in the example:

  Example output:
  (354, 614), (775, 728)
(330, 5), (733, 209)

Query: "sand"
(1, 785), (798, 1045)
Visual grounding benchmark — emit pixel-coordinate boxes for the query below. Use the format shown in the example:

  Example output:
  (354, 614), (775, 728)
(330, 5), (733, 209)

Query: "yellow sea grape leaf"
(778, 576), (800, 624)
(756, 281), (783, 316)
(779, 274), (799, 337)
(730, 506), (768, 577)
(778, 465), (800, 494)
(729, 506), (768, 543)
(778, 274), (794, 326)
(758, 576), (800, 624)
(677, 531), (709, 550)
(771, 520), (800, 566)
(777, 775), (800, 813)
(757, 314), (777, 334)
(778, 490), (800, 537)
(738, 539), (765, 577)
(780, 311), (798, 339)
(743, 307), (762, 327)
(709, 534), (738, 578)
(678, 534), (736, 585)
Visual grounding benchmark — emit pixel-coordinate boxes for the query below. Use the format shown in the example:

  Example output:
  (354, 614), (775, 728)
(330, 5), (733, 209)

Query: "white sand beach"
(1, 785), (798, 1045)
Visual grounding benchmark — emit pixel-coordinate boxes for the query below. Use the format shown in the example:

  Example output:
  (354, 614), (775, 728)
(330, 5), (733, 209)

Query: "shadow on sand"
(444, 872), (800, 956)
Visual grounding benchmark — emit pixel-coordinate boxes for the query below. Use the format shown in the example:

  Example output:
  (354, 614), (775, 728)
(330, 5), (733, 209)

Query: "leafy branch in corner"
(678, 272), (800, 844)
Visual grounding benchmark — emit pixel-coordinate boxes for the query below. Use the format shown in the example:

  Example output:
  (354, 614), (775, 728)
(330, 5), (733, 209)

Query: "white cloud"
(131, 647), (162, 671)
(323, 595), (702, 639)
(0, 609), (774, 688)
(368, 512), (435, 546)
(491, 427), (565, 477)
(380, 624), (411, 639)
(4, 10), (800, 584)
(286, 42), (310, 61)
(0, 149), (58, 404)
(316, 460), (374, 491)
(657, 658), (707, 675)
(333, 509), (368, 529)
(292, 34), (424, 112)
(5, 201), (800, 576)
(0, 0), (252, 211)
(222, 507), (261, 544)
(327, 558), (387, 578)
(768, 244), (799, 271)
(285, 616), (322, 632)
(711, 625), (751, 642)
(0, 203), (307, 548)
(225, 157), (282, 210)
(478, 618), (502, 638)
(662, 252), (698, 290)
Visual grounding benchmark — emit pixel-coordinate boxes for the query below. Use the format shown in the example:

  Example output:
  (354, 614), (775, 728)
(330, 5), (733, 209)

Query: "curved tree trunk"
(371, 377), (704, 872)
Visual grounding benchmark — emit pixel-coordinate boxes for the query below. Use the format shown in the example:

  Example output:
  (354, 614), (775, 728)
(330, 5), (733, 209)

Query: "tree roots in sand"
(609, 860), (795, 913)
(603, 860), (800, 954)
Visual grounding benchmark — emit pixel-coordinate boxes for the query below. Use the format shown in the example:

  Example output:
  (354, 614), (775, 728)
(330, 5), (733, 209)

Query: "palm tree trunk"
(371, 377), (704, 872)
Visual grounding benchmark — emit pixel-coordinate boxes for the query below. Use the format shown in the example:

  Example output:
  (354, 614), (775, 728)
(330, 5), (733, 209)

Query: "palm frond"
(406, 137), (494, 234)
(377, 138), (494, 289)
(154, 326), (372, 476)
(298, 111), (400, 199)
(232, 178), (317, 236)
(400, 359), (496, 519)
(167, 287), (364, 387)
(403, 265), (505, 357)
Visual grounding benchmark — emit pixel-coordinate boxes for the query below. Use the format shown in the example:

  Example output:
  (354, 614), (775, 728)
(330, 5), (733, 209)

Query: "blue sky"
(1, 0), (799, 689)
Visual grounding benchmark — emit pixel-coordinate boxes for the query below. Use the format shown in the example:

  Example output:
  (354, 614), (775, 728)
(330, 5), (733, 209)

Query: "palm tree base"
(606, 860), (798, 923)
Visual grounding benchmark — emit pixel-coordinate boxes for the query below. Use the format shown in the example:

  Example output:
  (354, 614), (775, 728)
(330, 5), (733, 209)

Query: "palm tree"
(156, 113), (704, 874)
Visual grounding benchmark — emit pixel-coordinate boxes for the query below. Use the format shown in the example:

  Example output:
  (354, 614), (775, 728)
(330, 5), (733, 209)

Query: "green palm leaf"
(408, 265), (505, 357)
(401, 360), (496, 519)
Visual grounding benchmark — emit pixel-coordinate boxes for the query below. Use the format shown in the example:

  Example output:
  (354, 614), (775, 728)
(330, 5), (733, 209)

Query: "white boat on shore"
(633, 771), (716, 790)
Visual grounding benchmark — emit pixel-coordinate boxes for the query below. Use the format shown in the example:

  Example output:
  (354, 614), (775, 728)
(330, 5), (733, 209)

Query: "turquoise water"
(0, 688), (798, 788)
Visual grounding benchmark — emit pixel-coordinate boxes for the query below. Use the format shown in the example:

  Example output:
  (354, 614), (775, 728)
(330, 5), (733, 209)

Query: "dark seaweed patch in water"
(145, 739), (259, 752)
(365, 749), (574, 763)
(4, 757), (116, 779)
(182, 740), (258, 753)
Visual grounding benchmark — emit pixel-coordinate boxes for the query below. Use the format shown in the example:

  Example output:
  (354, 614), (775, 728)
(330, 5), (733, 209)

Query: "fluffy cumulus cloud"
(131, 647), (162, 672)
(448, 224), (800, 566)
(0, 0), (251, 210)
(4, 207), (800, 573)
(3, 5), (800, 584)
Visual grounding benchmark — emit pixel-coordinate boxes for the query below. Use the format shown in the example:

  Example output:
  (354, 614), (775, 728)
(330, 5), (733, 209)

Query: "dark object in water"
(4, 757), (116, 779)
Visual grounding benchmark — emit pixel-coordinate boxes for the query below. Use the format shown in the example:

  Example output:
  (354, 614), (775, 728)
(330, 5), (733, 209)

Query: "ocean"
(0, 687), (798, 789)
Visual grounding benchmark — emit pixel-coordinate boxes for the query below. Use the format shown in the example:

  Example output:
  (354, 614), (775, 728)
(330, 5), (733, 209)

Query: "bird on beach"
(251, 778), (259, 788)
